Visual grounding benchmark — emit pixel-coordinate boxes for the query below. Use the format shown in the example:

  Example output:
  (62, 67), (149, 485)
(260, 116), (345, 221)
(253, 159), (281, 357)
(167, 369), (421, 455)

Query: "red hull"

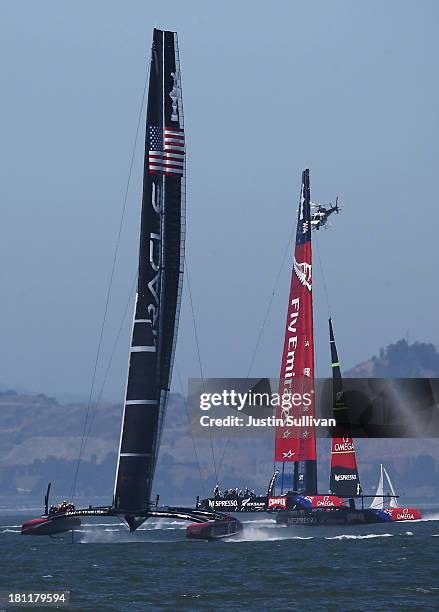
(382, 507), (422, 522)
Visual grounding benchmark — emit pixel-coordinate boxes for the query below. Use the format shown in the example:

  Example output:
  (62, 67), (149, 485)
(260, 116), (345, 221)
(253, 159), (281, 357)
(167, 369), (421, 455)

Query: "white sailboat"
(370, 464), (399, 509)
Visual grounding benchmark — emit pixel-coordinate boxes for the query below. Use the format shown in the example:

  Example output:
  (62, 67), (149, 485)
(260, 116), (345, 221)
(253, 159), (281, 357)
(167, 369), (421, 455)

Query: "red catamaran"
(271, 169), (421, 526)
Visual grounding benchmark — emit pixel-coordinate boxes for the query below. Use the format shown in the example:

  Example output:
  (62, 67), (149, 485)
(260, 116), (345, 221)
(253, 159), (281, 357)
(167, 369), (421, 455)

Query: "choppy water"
(1, 511), (438, 610)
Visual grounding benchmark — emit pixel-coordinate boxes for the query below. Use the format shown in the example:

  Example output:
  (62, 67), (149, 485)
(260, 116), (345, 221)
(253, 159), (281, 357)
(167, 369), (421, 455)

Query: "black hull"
(186, 518), (243, 541)
(198, 496), (267, 512)
(21, 504), (241, 537)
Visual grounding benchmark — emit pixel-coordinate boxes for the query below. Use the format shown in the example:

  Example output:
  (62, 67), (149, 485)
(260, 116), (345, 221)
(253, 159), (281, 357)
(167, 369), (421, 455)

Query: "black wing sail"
(328, 318), (361, 498)
(113, 29), (185, 514)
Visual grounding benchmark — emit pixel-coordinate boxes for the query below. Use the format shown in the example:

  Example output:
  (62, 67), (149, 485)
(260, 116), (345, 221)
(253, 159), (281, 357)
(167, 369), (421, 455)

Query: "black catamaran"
(21, 28), (242, 541)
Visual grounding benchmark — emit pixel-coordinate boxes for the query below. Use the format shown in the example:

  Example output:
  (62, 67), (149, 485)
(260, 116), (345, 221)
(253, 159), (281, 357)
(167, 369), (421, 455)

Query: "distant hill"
(1, 339), (439, 506)
(0, 391), (121, 499)
(346, 339), (439, 378)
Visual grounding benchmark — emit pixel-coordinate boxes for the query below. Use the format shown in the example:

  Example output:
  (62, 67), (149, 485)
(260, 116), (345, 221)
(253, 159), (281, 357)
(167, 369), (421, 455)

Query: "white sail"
(383, 466), (399, 508)
(370, 464), (399, 508)
(370, 464), (384, 509)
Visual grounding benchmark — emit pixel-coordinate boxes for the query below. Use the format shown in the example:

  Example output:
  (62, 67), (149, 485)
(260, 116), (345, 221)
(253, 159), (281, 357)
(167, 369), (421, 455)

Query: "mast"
(113, 29), (185, 516)
(275, 169), (317, 494)
(370, 464), (384, 509)
(328, 318), (361, 499)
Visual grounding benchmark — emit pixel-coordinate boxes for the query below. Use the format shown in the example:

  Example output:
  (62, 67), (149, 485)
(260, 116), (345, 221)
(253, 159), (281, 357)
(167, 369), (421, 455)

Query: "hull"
(275, 507), (421, 526)
(198, 496), (267, 512)
(186, 518), (243, 541)
(21, 515), (81, 536)
(20, 504), (238, 537)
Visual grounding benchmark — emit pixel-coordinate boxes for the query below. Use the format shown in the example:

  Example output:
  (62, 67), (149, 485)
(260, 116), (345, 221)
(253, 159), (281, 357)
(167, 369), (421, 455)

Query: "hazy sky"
(1, 1), (438, 402)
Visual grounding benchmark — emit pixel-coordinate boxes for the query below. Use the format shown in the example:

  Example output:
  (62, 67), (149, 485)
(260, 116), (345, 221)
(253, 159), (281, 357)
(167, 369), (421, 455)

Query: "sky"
(0, 0), (438, 403)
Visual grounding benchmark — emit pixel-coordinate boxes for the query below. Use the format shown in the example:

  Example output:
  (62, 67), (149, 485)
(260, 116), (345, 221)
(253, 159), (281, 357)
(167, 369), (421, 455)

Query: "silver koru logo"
(169, 71), (180, 122)
(293, 257), (312, 291)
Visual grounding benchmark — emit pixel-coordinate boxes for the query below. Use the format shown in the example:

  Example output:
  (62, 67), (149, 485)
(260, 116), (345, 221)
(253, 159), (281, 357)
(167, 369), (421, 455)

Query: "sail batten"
(113, 29), (185, 514)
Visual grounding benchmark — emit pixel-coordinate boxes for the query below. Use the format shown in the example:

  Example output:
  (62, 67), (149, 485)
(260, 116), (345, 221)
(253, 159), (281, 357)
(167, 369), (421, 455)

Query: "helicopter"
(310, 196), (340, 230)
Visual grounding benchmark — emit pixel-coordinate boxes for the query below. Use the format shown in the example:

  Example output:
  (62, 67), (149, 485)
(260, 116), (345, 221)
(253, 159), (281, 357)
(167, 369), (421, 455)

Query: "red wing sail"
(275, 169), (317, 494)
(328, 318), (361, 497)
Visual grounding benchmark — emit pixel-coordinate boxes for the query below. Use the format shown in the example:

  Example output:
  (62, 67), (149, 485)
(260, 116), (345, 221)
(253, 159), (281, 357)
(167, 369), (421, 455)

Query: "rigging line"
(70, 73), (149, 501)
(246, 224), (296, 378)
(83, 272), (138, 444)
(184, 258), (205, 382)
(216, 225), (296, 481)
(184, 256), (218, 485)
(313, 235), (333, 381)
(175, 362), (207, 498)
(314, 235), (332, 318)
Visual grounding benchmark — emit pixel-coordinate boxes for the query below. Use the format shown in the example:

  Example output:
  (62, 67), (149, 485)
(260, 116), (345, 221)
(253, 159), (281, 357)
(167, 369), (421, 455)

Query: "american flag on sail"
(148, 125), (185, 175)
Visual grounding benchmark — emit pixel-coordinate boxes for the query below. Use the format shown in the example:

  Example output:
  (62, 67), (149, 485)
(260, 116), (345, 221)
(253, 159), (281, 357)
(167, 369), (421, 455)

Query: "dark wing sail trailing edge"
(328, 318), (361, 497)
(275, 169), (317, 494)
(113, 29), (185, 515)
